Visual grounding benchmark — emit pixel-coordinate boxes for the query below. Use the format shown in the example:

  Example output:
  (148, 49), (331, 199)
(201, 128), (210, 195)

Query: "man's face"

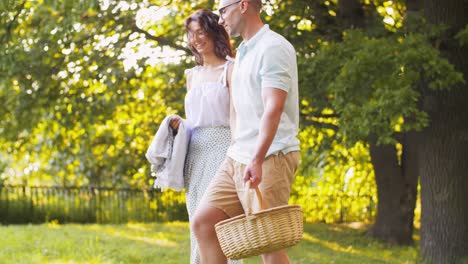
(218, 0), (239, 11)
(218, 0), (242, 37)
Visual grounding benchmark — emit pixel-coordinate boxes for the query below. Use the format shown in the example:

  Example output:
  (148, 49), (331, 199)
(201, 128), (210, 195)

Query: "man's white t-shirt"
(227, 25), (300, 165)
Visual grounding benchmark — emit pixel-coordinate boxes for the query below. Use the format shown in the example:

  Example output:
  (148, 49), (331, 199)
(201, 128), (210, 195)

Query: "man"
(191, 0), (300, 263)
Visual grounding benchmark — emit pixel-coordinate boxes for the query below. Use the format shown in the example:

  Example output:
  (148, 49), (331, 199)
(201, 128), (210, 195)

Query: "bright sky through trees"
(123, 6), (184, 71)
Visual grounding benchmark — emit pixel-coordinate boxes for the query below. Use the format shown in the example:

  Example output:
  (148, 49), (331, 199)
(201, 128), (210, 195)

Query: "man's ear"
(239, 0), (249, 13)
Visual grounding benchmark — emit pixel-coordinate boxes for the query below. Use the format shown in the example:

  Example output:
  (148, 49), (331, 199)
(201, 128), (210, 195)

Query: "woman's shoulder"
(184, 65), (201, 75)
(225, 56), (235, 64)
(185, 66), (201, 91)
(224, 57), (235, 75)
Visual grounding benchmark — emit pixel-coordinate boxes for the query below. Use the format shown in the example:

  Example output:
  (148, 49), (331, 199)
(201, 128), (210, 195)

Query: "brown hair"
(185, 10), (233, 65)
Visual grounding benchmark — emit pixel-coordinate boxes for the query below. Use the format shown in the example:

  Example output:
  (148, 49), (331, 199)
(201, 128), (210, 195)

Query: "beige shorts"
(201, 151), (300, 217)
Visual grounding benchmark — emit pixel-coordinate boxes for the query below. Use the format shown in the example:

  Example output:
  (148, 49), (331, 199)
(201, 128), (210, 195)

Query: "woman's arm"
(227, 62), (236, 144)
(170, 70), (192, 131)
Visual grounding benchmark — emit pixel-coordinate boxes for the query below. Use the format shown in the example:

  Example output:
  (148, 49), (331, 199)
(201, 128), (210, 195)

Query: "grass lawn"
(0, 222), (419, 263)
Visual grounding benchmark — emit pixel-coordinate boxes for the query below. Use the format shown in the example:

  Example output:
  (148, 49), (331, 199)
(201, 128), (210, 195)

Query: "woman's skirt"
(185, 126), (241, 264)
(184, 126), (231, 216)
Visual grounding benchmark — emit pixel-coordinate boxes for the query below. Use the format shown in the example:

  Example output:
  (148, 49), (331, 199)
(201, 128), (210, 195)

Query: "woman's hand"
(169, 117), (181, 132)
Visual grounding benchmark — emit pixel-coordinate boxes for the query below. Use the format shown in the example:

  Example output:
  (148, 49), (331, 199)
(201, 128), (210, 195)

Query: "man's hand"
(243, 88), (286, 190)
(243, 159), (263, 189)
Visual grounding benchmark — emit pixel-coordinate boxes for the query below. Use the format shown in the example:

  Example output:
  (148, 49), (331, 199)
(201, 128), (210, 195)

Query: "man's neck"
(241, 17), (264, 41)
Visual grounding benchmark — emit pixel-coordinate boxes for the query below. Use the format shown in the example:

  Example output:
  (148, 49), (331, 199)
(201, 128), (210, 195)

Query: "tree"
(270, 0), (468, 258)
(336, 0), (419, 245)
(280, 1), (467, 251)
(284, 0), (422, 244)
(418, 0), (468, 262)
(0, 0), (200, 187)
(295, 0), (468, 259)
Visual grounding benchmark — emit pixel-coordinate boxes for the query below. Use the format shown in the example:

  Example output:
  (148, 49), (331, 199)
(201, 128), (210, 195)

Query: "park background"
(0, 0), (467, 263)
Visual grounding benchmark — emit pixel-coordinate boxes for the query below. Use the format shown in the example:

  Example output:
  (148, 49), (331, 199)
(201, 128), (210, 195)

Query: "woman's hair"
(185, 10), (233, 65)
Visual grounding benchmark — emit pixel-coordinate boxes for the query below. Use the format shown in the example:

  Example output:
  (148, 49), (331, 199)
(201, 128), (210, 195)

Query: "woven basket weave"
(214, 181), (303, 260)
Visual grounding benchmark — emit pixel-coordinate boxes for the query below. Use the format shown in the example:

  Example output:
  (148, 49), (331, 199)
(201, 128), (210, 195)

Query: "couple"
(171, 1), (300, 263)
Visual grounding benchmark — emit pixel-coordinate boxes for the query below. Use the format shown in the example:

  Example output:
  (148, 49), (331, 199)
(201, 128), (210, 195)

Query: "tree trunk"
(337, 0), (419, 245)
(338, 0), (365, 29)
(419, 87), (468, 264)
(400, 132), (419, 241)
(368, 137), (418, 245)
(406, 0), (423, 13)
(420, 0), (468, 262)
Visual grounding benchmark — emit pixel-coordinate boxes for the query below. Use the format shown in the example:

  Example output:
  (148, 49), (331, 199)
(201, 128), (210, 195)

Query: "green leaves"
(300, 30), (463, 145)
(455, 24), (468, 46)
(0, 1), (196, 187)
(0, 0), (464, 214)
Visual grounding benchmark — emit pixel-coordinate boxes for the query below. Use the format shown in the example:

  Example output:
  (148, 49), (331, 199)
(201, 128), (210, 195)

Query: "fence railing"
(0, 185), (188, 224)
(0, 185), (376, 224)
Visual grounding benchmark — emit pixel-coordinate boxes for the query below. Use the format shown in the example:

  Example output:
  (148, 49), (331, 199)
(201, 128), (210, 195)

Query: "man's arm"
(243, 87), (287, 189)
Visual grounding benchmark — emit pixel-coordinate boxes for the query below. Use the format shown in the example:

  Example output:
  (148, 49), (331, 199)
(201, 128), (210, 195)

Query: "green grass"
(0, 222), (419, 263)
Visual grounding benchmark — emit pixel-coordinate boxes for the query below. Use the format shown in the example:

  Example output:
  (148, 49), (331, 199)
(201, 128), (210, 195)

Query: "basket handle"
(245, 180), (265, 216)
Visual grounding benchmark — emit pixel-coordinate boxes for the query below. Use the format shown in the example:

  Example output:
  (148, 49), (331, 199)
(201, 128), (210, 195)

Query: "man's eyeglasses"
(218, 0), (242, 20)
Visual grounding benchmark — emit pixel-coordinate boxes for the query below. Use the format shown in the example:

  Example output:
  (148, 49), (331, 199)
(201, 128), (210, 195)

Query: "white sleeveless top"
(184, 61), (232, 128)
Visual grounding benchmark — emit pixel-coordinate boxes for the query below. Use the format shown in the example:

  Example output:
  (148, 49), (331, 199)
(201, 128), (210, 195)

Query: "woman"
(169, 10), (240, 264)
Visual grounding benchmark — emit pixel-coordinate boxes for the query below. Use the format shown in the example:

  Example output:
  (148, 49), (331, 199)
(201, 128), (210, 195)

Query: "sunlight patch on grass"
(71, 223), (180, 247)
(303, 232), (361, 254)
(165, 221), (189, 227)
(106, 230), (179, 247)
(126, 222), (153, 231)
(342, 222), (369, 229)
(49, 258), (112, 264)
(0, 222), (418, 264)
(46, 219), (61, 228)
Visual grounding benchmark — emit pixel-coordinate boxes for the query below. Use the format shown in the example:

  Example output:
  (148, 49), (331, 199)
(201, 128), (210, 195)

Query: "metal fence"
(0, 185), (376, 224)
(0, 185), (188, 224)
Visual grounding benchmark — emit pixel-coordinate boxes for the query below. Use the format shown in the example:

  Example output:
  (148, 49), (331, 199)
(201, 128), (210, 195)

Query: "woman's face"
(187, 20), (215, 56)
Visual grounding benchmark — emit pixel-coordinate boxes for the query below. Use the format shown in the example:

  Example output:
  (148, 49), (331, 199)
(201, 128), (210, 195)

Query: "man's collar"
(243, 24), (269, 48)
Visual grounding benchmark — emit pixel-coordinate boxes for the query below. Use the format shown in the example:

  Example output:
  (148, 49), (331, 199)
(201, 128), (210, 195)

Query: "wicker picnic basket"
(214, 180), (303, 260)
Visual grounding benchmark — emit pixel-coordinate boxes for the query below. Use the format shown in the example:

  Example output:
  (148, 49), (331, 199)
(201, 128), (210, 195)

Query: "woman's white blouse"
(184, 61), (231, 128)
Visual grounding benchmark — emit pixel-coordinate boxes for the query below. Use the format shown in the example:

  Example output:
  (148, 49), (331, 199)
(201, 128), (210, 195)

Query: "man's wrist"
(251, 155), (265, 165)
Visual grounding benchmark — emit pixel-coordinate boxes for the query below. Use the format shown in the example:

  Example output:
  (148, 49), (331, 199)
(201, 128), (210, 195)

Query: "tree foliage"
(303, 30), (463, 145)
(0, 0), (203, 187)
